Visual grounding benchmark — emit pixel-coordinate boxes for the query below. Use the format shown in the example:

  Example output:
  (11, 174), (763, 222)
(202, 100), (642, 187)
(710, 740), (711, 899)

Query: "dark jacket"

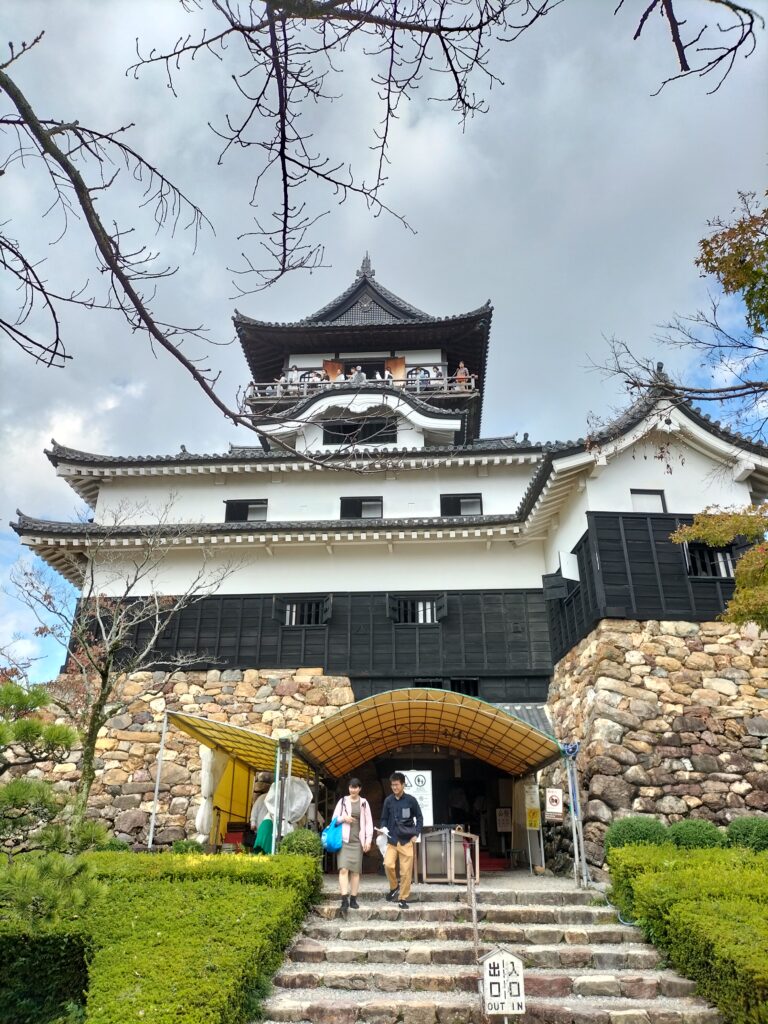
(380, 792), (423, 845)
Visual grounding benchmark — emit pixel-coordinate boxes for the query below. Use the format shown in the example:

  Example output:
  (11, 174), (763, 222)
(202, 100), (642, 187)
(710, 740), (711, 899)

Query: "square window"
(340, 496), (383, 519)
(224, 500), (267, 522)
(687, 543), (735, 579)
(440, 493), (483, 517)
(630, 489), (666, 513)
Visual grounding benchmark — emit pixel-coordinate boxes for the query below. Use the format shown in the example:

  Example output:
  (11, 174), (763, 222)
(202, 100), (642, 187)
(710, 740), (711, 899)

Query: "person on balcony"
(350, 365), (366, 385)
(431, 366), (444, 389)
(454, 362), (475, 390)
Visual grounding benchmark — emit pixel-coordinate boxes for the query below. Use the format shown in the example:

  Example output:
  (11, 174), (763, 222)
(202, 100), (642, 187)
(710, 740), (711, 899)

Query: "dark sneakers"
(398, 900), (410, 910)
(386, 886), (400, 902)
(349, 895), (359, 910)
(340, 895), (349, 912)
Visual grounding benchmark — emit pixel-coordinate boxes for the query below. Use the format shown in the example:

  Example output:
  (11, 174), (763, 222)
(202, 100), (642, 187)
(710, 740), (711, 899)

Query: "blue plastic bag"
(321, 816), (343, 853)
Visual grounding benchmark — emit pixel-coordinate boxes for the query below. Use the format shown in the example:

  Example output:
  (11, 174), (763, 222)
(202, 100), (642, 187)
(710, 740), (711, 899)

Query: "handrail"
(243, 376), (479, 402)
(458, 829), (480, 962)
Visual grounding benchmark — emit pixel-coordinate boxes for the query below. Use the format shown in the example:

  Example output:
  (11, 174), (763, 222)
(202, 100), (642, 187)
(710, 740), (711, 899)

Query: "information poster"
(396, 768), (434, 826)
(496, 806), (512, 833)
(524, 784), (541, 831)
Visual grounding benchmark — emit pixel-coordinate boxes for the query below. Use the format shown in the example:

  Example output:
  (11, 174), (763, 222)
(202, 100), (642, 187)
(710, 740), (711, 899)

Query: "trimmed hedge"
(84, 879), (303, 1024)
(1, 852), (322, 1024)
(666, 898), (768, 1024)
(607, 845), (768, 1024)
(728, 816), (768, 852)
(604, 815), (668, 851)
(0, 925), (91, 1024)
(82, 851), (322, 906)
(666, 818), (725, 849)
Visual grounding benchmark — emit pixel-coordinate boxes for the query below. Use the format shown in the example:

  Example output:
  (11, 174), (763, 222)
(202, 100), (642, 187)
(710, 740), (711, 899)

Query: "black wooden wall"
(144, 588), (553, 703)
(546, 512), (736, 662)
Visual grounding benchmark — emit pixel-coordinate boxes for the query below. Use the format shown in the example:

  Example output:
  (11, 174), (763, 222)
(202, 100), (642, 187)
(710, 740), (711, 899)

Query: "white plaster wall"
(91, 537), (547, 595)
(543, 485), (589, 575)
(93, 463), (537, 524)
(544, 436), (753, 572)
(586, 436), (752, 512)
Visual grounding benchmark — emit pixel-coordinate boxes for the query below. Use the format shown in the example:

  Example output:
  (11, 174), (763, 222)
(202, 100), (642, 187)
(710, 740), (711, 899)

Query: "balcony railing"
(243, 374), (479, 407)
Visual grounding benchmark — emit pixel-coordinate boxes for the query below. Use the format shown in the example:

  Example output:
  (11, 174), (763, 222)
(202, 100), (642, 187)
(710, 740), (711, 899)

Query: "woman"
(332, 778), (373, 911)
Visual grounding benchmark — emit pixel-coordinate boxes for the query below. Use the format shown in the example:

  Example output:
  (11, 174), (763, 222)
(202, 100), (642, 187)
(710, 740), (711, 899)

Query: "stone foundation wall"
(548, 619), (768, 873)
(37, 668), (354, 847)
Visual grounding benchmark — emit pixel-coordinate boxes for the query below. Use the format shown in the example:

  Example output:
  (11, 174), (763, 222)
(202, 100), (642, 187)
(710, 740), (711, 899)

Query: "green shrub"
(0, 925), (91, 1024)
(81, 850), (322, 906)
(0, 854), (104, 927)
(666, 898), (768, 1024)
(666, 818), (726, 849)
(604, 815), (668, 852)
(41, 820), (129, 855)
(84, 879), (304, 1024)
(170, 838), (204, 854)
(728, 816), (768, 852)
(277, 828), (322, 859)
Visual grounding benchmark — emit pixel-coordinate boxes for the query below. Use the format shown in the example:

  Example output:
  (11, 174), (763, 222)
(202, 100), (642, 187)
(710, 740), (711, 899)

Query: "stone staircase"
(257, 875), (722, 1024)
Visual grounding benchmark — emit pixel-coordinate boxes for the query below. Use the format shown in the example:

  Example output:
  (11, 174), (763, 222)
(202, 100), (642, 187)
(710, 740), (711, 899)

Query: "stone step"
(321, 886), (602, 906)
(258, 990), (722, 1024)
(291, 938), (660, 969)
(315, 901), (618, 924)
(302, 919), (642, 945)
(274, 962), (697, 999)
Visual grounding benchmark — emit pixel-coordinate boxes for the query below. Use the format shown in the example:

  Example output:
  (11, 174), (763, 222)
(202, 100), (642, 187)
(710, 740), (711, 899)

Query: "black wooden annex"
(544, 511), (737, 663)
(142, 588), (553, 703)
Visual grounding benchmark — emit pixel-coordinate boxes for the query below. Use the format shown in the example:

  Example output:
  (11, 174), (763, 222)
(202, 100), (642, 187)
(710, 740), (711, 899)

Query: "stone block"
(656, 795), (689, 814)
(114, 809), (148, 832)
(585, 799), (613, 824)
(590, 774), (633, 810)
(623, 765), (651, 786)
(590, 718), (625, 744)
(746, 715), (768, 736)
(573, 975), (621, 997)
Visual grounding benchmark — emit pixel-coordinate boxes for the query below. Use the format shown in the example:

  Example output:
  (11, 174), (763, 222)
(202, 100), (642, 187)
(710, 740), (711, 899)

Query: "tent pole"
(147, 712), (168, 852)
(274, 738), (291, 852)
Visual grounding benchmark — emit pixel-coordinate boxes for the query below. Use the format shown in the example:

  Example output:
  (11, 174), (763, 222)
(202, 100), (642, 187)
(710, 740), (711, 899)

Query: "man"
(350, 365), (366, 385)
(379, 771), (423, 910)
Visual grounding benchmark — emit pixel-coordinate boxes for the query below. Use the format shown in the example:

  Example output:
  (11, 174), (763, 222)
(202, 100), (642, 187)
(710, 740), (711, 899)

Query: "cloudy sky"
(1, 0), (766, 676)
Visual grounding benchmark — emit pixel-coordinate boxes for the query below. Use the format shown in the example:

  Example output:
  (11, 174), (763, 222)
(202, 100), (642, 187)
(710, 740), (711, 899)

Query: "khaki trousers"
(384, 839), (415, 900)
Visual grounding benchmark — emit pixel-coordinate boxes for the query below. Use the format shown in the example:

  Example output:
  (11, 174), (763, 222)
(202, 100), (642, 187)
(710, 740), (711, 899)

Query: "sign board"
(545, 788), (564, 823)
(480, 945), (526, 1016)
(395, 768), (434, 827)
(524, 784), (541, 831)
(496, 806), (512, 833)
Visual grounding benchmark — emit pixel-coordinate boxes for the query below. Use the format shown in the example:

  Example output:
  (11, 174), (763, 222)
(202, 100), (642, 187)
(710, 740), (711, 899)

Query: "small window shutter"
(542, 572), (569, 601)
(435, 593), (448, 621)
(386, 594), (398, 621)
(272, 596), (286, 620)
(322, 595), (333, 623)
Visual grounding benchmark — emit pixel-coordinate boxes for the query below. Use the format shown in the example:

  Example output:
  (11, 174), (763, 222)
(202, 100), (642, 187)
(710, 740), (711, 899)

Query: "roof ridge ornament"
(356, 252), (375, 279)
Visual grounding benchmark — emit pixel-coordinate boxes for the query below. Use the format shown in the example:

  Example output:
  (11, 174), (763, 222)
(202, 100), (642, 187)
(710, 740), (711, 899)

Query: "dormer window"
(322, 419), (397, 445)
(224, 500), (267, 522)
(340, 497), (383, 519)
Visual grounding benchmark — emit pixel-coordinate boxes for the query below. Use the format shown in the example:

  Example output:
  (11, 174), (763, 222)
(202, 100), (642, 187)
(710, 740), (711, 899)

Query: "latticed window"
(686, 543), (735, 579)
(387, 593), (448, 625)
(273, 595), (332, 627)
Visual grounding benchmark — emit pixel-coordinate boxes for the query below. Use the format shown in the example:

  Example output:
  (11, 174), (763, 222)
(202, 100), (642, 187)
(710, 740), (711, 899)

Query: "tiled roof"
(494, 703), (554, 738)
(247, 383), (471, 426)
(12, 511), (527, 538)
(45, 435), (545, 468)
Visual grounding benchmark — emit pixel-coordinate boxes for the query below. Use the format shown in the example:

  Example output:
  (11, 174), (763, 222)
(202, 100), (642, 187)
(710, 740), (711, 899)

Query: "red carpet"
(478, 853), (509, 872)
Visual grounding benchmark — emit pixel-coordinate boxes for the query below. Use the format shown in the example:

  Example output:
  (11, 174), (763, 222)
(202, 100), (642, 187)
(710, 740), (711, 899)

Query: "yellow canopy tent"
(149, 711), (314, 849)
